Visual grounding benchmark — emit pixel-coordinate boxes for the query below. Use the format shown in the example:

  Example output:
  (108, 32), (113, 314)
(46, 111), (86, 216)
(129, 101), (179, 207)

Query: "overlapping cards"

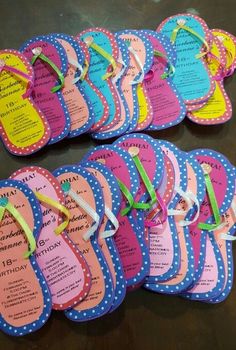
(0, 133), (235, 336)
(0, 13), (236, 155)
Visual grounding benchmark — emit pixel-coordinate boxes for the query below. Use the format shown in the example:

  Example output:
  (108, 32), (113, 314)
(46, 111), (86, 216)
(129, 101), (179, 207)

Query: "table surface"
(1, 0), (236, 349)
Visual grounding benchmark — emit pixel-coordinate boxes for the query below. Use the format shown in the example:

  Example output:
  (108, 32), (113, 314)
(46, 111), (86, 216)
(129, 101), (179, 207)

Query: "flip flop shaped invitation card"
(0, 50), (51, 155)
(182, 149), (235, 300)
(0, 179), (52, 336)
(51, 34), (95, 137)
(157, 13), (215, 105)
(19, 35), (70, 144)
(10, 166), (91, 310)
(141, 30), (186, 130)
(82, 145), (150, 287)
(53, 166), (114, 321)
(80, 161), (126, 311)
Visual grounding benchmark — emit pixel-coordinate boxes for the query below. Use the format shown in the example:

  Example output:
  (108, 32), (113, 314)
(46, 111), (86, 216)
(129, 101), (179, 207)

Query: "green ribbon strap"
(170, 19), (210, 59)
(84, 37), (116, 80)
(0, 198), (36, 258)
(31, 47), (65, 92)
(116, 179), (135, 216)
(198, 164), (221, 230)
(154, 49), (175, 79)
(129, 147), (157, 210)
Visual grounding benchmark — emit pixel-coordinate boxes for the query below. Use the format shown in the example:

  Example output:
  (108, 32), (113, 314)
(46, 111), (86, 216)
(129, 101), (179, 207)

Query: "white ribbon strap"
(128, 46), (145, 85)
(219, 200), (236, 240)
(100, 206), (119, 239)
(168, 186), (200, 227)
(168, 186), (192, 216)
(232, 200), (236, 216)
(65, 188), (100, 241)
(220, 233), (236, 241)
(112, 58), (127, 84)
(179, 191), (200, 227)
(68, 56), (84, 84)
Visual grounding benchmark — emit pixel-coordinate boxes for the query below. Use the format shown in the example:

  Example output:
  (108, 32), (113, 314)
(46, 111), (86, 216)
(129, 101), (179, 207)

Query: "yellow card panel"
(137, 83), (148, 124)
(192, 82), (226, 119)
(0, 53), (45, 148)
(212, 30), (236, 69)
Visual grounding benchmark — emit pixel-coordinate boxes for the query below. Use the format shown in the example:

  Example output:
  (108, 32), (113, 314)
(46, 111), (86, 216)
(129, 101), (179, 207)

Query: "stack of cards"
(1, 13), (236, 155)
(0, 133), (235, 336)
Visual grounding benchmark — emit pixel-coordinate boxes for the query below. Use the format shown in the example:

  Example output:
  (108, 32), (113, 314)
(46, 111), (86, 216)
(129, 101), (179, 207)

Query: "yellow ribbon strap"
(34, 192), (70, 235)
(81, 59), (89, 80)
(170, 19), (210, 59)
(84, 36), (117, 80)
(0, 197), (36, 258)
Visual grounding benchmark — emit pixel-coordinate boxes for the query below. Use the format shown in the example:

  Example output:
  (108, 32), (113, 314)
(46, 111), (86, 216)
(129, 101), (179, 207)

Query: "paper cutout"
(182, 149), (235, 300)
(80, 161), (126, 311)
(0, 179), (52, 336)
(19, 35), (71, 144)
(141, 30), (186, 129)
(78, 28), (121, 139)
(11, 166), (92, 310)
(82, 145), (150, 287)
(52, 34), (95, 137)
(157, 13), (215, 105)
(53, 165), (114, 321)
(0, 50), (51, 155)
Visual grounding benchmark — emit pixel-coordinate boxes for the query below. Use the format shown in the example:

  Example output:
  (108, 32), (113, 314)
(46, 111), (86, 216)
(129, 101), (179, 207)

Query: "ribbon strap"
(0, 59), (33, 98)
(128, 148), (157, 209)
(112, 58), (127, 84)
(170, 19), (210, 59)
(220, 233), (236, 241)
(34, 192), (70, 235)
(168, 186), (192, 216)
(31, 47), (64, 92)
(100, 206), (119, 239)
(178, 191), (200, 227)
(61, 182), (100, 241)
(126, 41), (145, 84)
(153, 49), (175, 79)
(117, 179), (135, 216)
(84, 37), (116, 80)
(0, 198), (36, 258)
(68, 56), (88, 83)
(144, 191), (168, 227)
(206, 51), (226, 80)
(198, 164), (221, 230)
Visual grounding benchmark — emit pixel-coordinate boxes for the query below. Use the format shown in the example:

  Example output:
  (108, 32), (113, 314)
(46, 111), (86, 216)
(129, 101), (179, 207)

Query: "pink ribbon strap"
(0, 59), (33, 98)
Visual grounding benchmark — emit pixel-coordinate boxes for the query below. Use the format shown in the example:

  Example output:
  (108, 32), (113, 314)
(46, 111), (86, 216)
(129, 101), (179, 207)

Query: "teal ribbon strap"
(198, 164), (221, 230)
(0, 198), (36, 258)
(31, 47), (65, 92)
